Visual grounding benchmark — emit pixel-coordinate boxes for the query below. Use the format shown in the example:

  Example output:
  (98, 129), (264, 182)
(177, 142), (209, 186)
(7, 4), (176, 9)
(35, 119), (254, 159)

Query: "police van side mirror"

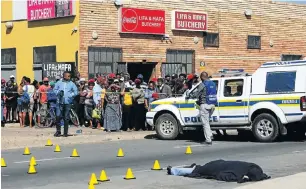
(185, 91), (191, 99)
(186, 91), (190, 96)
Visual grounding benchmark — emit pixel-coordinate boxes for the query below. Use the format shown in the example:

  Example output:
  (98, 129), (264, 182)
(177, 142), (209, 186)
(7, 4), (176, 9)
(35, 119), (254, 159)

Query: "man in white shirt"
(22, 77), (35, 127)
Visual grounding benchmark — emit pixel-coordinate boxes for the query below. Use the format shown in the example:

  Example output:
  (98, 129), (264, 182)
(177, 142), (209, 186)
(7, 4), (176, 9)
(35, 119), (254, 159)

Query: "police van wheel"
(252, 113), (279, 142)
(156, 113), (179, 140)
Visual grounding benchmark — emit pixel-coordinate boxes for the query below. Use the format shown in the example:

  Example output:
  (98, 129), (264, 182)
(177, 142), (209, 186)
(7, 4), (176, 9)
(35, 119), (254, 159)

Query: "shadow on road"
(144, 131), (306, 143)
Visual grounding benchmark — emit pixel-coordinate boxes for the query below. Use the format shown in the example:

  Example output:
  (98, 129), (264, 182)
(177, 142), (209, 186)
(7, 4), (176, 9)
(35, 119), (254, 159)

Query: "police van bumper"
(146, 112), (156, 127)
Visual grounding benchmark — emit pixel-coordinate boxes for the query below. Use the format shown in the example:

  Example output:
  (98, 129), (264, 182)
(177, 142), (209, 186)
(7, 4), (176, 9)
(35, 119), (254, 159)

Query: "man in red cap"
(37, 77), (50, 126)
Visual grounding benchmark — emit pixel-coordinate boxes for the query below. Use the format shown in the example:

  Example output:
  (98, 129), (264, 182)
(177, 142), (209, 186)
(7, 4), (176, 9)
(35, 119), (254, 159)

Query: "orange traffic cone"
(70, 149), (80, 157)
(151, 160), (162, 170)
(124, 168), (136, 180)
(117, 148), (124, 157)
(54, 145), (61, 152)
(88, 173), (99, 185)
(98, 170), (110, 182)
(185, 146), (192, 154)
(45, 139), (53, 146)
(29, 156), (37, 166)
(27, 164), (37, 174)
(23, 147), (31, 155)
(88, 182), (95, 189)
(1, 158), (7, 167)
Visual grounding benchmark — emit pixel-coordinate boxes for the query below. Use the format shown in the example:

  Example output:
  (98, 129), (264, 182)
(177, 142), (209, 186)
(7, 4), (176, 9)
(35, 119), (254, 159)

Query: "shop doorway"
(127, 62), (157, 82)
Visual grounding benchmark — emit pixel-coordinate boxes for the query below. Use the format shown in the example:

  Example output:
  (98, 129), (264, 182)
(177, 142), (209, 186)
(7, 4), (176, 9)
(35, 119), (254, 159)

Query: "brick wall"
(79, 0), (306, 78)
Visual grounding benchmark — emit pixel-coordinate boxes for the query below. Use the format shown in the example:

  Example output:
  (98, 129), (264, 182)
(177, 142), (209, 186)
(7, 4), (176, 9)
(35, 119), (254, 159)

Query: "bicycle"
(34, 105), (79, 128)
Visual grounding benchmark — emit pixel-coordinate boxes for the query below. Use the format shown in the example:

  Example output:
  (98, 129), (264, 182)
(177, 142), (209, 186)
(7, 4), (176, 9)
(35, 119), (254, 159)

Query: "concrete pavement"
(234, 172), (306, 189)
(2, 135), (306, 189)
(1, 125), (155, 149)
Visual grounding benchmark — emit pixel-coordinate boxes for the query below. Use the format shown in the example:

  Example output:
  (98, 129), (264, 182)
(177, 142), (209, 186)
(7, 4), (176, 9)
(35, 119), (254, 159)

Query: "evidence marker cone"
(151, 160), (163, 170)
(23, 147), (31, 155)
(88, 182), (95, 189)
(45, 139), (53, 146)
(117, 148), (124, 157)
(1, 158), (7, 167)
(70, 149), (80, 157)
(185, 146), (192, 155)
(98, 170), (110, 182)
(124, 168), (136, 180)
(88, 173), (99, 185)
(27, 164), (37, 174)
(54, 145), (61, 152)
(29, 156), (37, 166)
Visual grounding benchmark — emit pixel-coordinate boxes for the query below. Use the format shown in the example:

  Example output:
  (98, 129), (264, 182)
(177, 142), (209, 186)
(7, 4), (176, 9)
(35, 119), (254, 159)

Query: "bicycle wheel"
(33, 112), (38, 126)
(69, 109), (79, 127)
(44, 109), (56, 128)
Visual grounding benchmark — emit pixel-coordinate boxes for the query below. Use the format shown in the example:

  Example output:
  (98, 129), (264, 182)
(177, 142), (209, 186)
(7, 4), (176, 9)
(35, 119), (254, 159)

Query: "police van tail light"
(301, 96), (306, 111)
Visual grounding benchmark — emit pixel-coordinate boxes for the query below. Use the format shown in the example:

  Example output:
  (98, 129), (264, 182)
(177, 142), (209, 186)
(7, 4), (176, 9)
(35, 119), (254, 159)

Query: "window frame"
(204, 32), (219, 48)
(55, 0), (72, 17)
(33, 46), (56, 65)
(223, 79), (244, 97)
(281, 54), (302, 61)
(1, 48), (16, 65)
(88, 47), (123, 78)
(247, 35), (261, 49)
(265, 71), (296, 94)
(164, 49), (194, 77)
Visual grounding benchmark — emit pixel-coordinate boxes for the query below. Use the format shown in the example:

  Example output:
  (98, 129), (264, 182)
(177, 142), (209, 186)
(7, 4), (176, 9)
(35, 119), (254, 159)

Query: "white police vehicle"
(146, 60), (306, 142)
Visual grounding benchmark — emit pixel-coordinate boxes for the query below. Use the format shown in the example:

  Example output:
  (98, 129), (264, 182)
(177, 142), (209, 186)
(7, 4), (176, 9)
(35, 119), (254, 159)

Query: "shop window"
(265, 71), (296, 93)
(247, 35), (261, 49)
(281, 54), (302, 61)
(204, 33), (219, 47)
(1, 48), (16, 65)
(56, 0), (72, 17)
(75, 51), (78, 71)
(33, 46), (56, 64)
(88, 47), (122, 78)
(224, 79), (244, 97)
(163, 50), (194, 77)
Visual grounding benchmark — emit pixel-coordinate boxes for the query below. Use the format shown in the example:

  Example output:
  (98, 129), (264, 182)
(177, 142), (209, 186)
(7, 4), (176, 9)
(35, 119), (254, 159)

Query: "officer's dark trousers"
(56, 104), (71, 135)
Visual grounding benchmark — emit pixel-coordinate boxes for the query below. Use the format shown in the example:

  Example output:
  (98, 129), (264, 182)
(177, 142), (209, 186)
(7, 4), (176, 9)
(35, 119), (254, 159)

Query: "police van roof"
(261, 60), (306, 67)
(212, 69), (251, 78)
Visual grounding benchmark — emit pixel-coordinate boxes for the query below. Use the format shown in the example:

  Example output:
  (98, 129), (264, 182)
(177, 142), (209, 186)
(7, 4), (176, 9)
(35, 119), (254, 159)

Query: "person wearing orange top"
(37, 77), (50, 127)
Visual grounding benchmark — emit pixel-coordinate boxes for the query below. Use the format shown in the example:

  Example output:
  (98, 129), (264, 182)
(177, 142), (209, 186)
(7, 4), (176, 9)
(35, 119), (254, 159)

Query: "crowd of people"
(1, 72), (202, 135)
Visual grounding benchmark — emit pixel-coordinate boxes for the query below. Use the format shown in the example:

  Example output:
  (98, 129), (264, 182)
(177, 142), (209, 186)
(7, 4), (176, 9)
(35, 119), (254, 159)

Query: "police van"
(146, 60), (306, 142)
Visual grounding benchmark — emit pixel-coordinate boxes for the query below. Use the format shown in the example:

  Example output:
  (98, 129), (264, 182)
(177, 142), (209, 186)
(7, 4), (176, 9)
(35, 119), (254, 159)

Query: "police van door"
(218, 77), (248, 124)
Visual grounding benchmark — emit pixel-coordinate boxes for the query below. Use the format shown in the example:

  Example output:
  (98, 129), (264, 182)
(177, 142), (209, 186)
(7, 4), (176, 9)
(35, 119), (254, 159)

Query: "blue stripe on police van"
(219, 115), (248, 118)
(146, 117), (153, 119)
(285, 113), (303, 116)
(179, 103), (195, 108)
(249, 99), (300, 106)
(151, 99), (300, 109)
(262, 60), (306, 66)
(219, 102), (244, 107)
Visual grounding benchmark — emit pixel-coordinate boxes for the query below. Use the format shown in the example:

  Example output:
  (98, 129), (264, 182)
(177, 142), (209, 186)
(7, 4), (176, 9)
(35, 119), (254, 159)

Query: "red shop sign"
(27, 0), (74, 21)
(171, 10), (208, 31)
(119, 7), (165, 35)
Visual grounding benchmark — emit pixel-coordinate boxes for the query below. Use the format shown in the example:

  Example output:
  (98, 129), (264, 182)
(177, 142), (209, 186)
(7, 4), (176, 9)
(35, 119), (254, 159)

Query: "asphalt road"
(2, 134), (306, 189)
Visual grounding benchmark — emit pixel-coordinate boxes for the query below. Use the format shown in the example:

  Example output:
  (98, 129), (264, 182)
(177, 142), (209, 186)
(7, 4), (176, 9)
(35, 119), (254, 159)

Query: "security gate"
(88, 47), (122, 78)
(162, 49), (194, 77)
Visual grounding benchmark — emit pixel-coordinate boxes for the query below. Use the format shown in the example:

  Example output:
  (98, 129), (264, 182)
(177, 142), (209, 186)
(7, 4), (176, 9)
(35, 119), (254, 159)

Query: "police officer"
(187, 72), (217, 145)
